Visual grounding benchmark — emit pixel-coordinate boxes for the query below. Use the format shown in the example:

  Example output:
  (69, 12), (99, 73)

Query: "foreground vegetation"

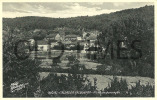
(37, 73), (154, 97)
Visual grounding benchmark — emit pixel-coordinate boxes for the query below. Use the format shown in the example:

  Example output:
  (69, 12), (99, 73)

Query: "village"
(28, 28), (102, 53)
(27, 28), (106, 71)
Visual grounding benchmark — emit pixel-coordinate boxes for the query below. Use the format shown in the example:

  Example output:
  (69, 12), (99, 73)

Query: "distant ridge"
(3, 5), (154, 32)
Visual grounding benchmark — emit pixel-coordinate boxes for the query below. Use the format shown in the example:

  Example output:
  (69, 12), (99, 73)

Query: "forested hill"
(3, 5), (154, 31)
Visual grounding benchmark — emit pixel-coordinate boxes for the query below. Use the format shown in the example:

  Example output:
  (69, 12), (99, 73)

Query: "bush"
(102, 77), (154, 97)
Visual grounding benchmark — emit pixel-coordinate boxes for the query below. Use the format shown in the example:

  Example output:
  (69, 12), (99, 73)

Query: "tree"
(3, 28), (41, 97)
(32, 29), (46, 40)
(66, 55), (85, 72)
(98, 16), (154, 77)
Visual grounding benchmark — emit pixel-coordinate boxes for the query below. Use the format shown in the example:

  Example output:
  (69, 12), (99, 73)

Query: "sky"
(3, 2), (154, 18)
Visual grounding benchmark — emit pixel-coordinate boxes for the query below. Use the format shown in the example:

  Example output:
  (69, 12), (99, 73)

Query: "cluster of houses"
(28, 28), (102, 53)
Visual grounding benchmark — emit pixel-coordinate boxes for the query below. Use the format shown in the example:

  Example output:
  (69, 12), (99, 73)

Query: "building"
(59, 30), (65, 41)
(28, 39), (35, 46)
(82, 30), (101, 40)
(55, 34), (61, 41)
(45, 34), (57, 40)
(64, 35), (78, 41)
(51, 42), (59, 47)
(77, 37), (82, 41)
(82, 32), (90, 40)
(83, 34), (97, 49)
(86, 33), (97, 41)
(33, 29), (41, 33)
(37, 40), (49, 51)
(64, 42), (77, 48)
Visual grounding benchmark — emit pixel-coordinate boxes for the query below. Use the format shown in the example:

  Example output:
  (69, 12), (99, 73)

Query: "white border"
(0, 0), (156, 99)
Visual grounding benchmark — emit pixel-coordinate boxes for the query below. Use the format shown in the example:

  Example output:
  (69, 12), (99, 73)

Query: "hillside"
(3, 5), (154, 31)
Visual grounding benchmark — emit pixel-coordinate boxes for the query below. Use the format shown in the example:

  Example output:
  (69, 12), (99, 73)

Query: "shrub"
(102, 77), (154, 97)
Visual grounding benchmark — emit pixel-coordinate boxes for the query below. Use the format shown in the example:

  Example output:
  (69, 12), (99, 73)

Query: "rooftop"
(46, 34), (57, 38)
(65, 35), (79, 38)
(86, 34), (97, 40)
(33, 29), (42, 33)
(37, 40), (48, 45)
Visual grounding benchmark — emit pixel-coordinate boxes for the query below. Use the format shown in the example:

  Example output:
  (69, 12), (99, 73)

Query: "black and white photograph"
(2, 1), (155, 97)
